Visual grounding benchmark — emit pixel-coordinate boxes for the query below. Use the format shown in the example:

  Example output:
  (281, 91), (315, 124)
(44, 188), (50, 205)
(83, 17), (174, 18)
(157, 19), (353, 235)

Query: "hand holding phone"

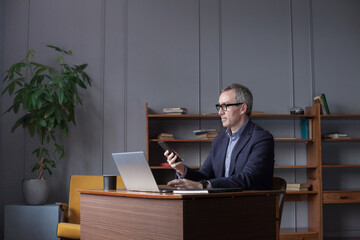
(158, 141), (183, 163)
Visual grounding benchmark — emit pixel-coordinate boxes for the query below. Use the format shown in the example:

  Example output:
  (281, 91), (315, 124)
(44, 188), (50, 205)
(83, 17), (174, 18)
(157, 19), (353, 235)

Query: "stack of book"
(286, 183), (309, 191)
(323, 133), (349, 139)
(157, 133), (174, 140)
(313, 93), (330, 115)
(193, 129), (218, 139)
(162, 107), (187, 115)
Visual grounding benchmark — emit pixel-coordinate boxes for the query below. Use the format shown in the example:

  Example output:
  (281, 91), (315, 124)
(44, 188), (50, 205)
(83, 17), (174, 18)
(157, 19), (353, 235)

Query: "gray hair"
(221, 83), (253, 116)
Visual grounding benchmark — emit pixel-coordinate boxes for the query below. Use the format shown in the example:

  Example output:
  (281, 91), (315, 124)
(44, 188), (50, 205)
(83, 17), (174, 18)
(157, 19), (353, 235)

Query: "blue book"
(301, 119), (309, 139)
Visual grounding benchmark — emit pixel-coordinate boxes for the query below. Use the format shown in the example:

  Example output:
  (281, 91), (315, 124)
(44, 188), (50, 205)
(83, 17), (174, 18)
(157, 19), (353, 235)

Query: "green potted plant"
(1, 45), (91, 204)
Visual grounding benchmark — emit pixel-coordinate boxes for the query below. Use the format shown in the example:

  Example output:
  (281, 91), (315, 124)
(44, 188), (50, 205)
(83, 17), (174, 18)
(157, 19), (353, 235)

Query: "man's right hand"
(164, 150), (185, 175)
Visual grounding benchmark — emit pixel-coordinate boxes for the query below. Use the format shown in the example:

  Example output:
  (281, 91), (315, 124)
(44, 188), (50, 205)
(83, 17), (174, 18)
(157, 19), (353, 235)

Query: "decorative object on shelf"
(290, 107), (304, 115)
(1, 45), (91, 205)
(162, 107), (187, 115)
(158, 162), (170, 167)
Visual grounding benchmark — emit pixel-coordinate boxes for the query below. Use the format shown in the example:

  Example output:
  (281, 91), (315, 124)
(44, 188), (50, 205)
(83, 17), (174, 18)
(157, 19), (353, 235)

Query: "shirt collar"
(226, 119), (249, 139)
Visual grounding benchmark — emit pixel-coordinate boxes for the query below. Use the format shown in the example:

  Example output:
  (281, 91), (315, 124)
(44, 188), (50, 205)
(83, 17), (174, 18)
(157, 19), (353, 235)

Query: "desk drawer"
(323, 191), (360, 204)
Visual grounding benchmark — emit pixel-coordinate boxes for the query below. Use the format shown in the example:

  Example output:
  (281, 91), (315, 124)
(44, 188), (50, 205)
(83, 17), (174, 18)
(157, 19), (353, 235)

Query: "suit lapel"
(216, 136), (229, 177)
(228, 121), (254, 175)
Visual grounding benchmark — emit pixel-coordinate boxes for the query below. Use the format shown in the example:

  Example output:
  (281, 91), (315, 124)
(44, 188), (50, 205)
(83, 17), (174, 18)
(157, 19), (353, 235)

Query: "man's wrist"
(199, 179), (209, 189)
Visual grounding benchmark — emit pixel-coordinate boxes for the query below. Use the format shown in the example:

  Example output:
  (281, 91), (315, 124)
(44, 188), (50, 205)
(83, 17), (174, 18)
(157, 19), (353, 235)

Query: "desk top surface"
(78, 189), (282, 200)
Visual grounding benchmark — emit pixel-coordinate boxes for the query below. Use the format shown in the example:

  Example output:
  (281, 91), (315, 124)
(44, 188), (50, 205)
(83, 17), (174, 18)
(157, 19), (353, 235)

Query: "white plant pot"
(22, 179), (49, 205)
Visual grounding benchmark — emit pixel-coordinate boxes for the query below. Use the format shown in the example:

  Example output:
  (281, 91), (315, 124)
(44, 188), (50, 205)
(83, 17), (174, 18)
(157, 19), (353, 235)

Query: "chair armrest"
(56, 202), (68, 222)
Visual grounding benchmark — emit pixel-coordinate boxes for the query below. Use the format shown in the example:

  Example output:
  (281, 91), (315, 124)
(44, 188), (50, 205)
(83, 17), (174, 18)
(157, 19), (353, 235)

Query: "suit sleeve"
(184, 136), (222, 181)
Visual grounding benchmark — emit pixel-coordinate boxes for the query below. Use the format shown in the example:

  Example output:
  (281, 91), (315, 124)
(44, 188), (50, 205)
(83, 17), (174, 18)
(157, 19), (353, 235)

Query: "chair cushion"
(57, 222), (80, 239)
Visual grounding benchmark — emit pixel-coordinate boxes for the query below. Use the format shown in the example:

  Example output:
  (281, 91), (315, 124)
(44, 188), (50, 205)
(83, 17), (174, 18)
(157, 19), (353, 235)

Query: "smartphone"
(158, 141), (183, 163)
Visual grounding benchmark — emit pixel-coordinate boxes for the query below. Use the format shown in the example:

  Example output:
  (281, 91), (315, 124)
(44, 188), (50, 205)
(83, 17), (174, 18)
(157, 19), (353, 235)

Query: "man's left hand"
(167, 179), (203, 190)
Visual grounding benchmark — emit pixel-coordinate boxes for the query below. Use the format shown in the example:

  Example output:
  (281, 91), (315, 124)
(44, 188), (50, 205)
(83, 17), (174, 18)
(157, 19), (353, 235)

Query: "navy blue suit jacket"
(185, 120), (274, 190)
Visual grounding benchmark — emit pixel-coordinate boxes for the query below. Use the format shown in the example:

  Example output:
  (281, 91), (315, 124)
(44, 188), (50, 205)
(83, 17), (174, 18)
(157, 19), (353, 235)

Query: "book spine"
(320, 93), (330, 115)
(301, 119), (309, 139)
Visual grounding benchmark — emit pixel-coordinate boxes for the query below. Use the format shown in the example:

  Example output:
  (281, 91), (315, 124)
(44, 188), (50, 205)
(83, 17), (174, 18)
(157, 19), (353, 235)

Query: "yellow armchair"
(57, 175), (124, 239)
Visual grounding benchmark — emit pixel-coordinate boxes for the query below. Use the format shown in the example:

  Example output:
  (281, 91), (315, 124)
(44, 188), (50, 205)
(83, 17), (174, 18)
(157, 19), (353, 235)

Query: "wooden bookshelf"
(146, 103), (322, 239)
(146, 104), (360, 239)
(320, 114), (360, 238)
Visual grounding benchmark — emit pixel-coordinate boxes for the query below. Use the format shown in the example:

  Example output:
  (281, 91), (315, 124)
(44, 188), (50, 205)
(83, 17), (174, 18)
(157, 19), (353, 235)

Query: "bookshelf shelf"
(322, 138), (360, 142)
(322, 165), (360, 168)
(321, 114), (360, 118)
(275, 165), (318, 169)
(286, 190), (318, 195)
(280, 227), (319, 240)
(281, 227), (318, 234)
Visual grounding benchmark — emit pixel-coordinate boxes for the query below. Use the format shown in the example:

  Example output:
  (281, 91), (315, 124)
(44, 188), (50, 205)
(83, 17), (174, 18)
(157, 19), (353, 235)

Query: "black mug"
(103, 175), (117, 190)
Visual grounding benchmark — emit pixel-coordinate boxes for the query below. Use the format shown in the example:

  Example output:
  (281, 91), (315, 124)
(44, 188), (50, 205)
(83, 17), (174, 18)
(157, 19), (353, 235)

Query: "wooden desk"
(79, 189), (279, 240)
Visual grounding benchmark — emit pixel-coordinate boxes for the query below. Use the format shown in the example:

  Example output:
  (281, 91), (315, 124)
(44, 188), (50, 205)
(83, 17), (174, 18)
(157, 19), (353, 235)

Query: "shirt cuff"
(176, 166), (187, 179)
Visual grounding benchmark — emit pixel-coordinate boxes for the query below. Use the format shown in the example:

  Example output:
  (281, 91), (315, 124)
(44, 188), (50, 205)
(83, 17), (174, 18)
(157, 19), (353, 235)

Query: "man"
(165, 83), (274, 190)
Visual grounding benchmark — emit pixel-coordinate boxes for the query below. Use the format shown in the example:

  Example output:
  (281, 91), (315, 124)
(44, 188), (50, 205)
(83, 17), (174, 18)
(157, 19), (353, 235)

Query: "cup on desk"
(103, 175), (117, 190)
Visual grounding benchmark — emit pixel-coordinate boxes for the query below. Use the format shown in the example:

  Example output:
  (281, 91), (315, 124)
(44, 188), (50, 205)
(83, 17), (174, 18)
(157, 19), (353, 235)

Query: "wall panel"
(0, 1), (30, 239)
(221, 0), (292, 114)
(103, 0), (127, 175)
(27, 0), (105, 202)
(312, 0), (360, 114)
(126, 0), (200, 153)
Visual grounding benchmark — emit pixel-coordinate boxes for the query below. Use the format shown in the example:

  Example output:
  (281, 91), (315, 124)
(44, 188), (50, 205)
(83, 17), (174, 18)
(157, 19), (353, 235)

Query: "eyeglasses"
(215, 103), (244, 111)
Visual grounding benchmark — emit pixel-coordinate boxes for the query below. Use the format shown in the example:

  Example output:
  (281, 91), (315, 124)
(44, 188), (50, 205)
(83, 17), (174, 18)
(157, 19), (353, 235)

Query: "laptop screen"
(112, 151), (160, 192)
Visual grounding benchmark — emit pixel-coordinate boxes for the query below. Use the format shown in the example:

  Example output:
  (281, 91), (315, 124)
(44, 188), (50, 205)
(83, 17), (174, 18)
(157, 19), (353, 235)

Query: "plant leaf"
(59, 88), (64, 104)
(39, 119), (47, 127)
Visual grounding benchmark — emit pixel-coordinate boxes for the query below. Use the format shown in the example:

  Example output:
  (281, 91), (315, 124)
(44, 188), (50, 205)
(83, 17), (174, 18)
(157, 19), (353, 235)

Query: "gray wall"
(1, 0), (360, 239)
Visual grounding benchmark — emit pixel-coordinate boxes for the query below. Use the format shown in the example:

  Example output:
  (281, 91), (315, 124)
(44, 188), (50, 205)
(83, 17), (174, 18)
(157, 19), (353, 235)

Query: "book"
(193, 129), (217, 135)
(193, 129), (218, 139)
(320, 93), (330, 115)
(196, 133), (210, 139)
(162, 107), (187, 115)
(157, 133), (174, 140)
(286, 183), (309, 191)
(301, 119), (309, 139)
(323, 133), (349, 139)
(314, 94), (330, 115)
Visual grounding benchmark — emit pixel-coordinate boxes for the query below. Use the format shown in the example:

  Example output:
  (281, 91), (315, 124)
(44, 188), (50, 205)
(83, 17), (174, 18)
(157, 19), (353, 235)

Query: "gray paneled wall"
(1, 0), (360, 239)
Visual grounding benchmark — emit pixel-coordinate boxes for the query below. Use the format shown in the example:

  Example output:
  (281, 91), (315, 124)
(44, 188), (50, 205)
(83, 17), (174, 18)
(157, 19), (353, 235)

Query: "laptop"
(112, 151), (171, 192)
(112, 151), (243, 194)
